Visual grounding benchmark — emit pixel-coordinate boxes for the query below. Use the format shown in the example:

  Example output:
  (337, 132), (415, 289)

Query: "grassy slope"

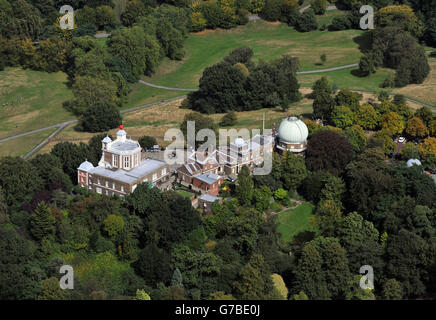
(276, 202), (316, 244)
(138, 17), (364, 90)
(0, 67), (74, 139)
(0, 128), (56, 158)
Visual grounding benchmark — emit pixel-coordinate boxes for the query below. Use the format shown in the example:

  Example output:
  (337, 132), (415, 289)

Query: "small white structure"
(276, 116), (309, 153)
(406, 159), (422, 168)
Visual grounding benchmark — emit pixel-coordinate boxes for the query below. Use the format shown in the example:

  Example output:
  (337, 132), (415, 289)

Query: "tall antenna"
(262, 112), (265, 135)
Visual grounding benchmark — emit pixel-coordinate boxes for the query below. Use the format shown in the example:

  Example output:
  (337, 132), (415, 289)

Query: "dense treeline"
(186, 47), (302, 114)
(0, 91), (435, 298)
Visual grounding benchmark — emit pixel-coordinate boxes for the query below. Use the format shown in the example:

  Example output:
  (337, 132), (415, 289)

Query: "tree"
(330, 15), (351, 31)
(121, 0), (147, 26)
(424, 17), (436, 47)
(66, 76), (120, 116)
(87, 133), (114, 166)
(0, 157), (43, 206)
(180, 112), (218, 148)
(312, 0), (327, 15)
(355, 104), (380, 130)
(306, 130), (354, 176)
(80, 102), (122, 133)
(233, 253), (273, 300)
(171, 268), (183, 287)
(235, 165), (254, 206)
(103, 214), (125, 240)
(30, 201), (56, 241)
(382, 279), (403, 300)
(314, 199), (342, 236)
(335, 90), (361, 112)
(331, 105), (354, 128)
(132, 243), (172, 287)
(138, 136), (157, 150)
(295, 9), (318, 32)
(375, 5), (424, 39)
(132, 289), (151, 300)
(38, 277), (69, 300)
(187, 61), (246, 113)
(294, 236), (351, 299)
(380, 112), (405, 136)
(406, 117), (428, 138)
(343, 125), (367, 153)
(418, 137), (436, 157)
(108, 26), (160, 79)
(51, 142), (90, 184)
(414, 107), (433, 127)
(335, 212), (384, 276)
(401, 142), (420, 160)
(281, 151), (307, 191)
(219, 111), (238, 126)
(385, 229), (430, 297)
(253, 186), (272, 212)
(270, 273), (288, 300)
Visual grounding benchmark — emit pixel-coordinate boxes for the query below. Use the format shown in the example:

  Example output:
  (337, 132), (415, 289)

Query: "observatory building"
(276, 116), (309, 153)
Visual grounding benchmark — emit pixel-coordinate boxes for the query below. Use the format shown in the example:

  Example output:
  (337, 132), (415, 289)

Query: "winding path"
(14, 95), (187, 159)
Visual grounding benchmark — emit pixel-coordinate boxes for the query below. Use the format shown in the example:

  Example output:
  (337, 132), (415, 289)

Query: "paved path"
(300, 5), (337, 13)
(138, 80), (196, 92)
(17, 95), (187, 159)
(296, 63), (359, 74)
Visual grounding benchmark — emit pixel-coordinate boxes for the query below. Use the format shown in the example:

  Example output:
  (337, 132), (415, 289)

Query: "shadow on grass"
(352, 32), (372, 52)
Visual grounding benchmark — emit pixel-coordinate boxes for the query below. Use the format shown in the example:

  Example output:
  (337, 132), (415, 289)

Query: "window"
(124, 156), (130, 168)
(96, 187), (102, 194)
(143, 178), (148, 182)
(105, 181), (108, 187)
(121, 185), (124, 192)
(105, 190), (108, 195)
(161, 168), (167, 176)
(97, 179), (101, 185)
(113, 155), (118, 167)
(152, 173), (157, 181)
(112, 182), (115, 189)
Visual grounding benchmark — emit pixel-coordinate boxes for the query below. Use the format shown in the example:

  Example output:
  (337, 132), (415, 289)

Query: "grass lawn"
(135, 19), (364, 92)
(0, 67), (74, 139)
(177, 190), (194, 198)
(276, 202), (316, 244)
(392, 58), (436, 107)
(0, 127), (56, 158)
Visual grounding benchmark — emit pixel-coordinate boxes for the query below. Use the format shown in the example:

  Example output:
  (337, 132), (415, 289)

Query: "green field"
(137, 18), (364, 91)
(0, 67), (74, 139)
(0, 128), (56, 158)
(276, 202), (316, 244)
(177, 190), (194, 198)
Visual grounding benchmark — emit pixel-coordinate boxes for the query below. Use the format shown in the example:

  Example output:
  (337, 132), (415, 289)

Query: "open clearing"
(276, 202), (316, 244)
(0, 67), (74, 139)
(0, 127), (56, 158)
(135, 17), (364, 94)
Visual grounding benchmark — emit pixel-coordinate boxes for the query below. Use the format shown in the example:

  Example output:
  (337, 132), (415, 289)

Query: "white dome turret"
(78, 160), (94, 172)
(278, 116), (308, 144)
(116, 125), (127, 142)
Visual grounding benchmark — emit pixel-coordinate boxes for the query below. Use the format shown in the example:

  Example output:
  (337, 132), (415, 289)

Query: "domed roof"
(406, 158), (422, 167)
(234, 137), (245, 147)
(78, 160), (94, 172)
(278, 116), (308, 144)
(102, 135), (112, 143)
